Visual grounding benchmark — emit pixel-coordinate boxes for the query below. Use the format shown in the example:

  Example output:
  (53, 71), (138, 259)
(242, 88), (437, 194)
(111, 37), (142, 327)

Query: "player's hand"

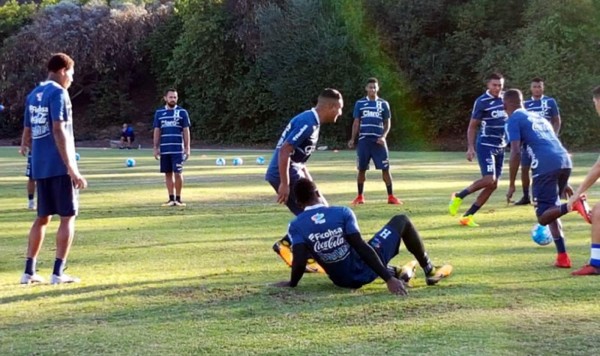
(386, 277), (408, 296)
(153, 148), (160, 160)
(69, 171), (88, 189)
(18, 146), (27, 156)
(347, 140), (355, 149)
(184, 149), (190, 161)
(561, 185), (574, 200)
(376, 137), (386, 146)
(466, 148), (475, 162)
(272, 281), (292, 288)
(567, 193), (583, 211)
(506, 185), (515, 204)
(277, 183), (290, 204)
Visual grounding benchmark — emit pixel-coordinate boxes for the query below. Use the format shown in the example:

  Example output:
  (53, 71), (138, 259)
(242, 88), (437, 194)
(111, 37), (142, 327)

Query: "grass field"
(1, 147), (600, 355)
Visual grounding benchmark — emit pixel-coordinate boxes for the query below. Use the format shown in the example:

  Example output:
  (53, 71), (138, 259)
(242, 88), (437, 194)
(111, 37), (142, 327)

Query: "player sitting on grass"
(273, 178), (452, 296)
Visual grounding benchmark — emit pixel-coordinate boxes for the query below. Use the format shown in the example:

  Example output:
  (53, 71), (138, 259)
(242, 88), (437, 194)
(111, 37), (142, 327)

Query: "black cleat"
(514, 196), (531, 205)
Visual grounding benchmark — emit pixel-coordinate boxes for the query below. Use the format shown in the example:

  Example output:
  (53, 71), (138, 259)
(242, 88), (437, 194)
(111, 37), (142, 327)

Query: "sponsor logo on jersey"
(311, 213), (326, 225)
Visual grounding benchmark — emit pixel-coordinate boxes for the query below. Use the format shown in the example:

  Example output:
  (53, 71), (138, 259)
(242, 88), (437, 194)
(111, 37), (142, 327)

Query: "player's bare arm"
(52, 120), (87, 189)
(506, 140), (522, 202)
(551, 114), (561, 135)
(274, 243), (309, 288)
(153, 127), (161, 160)
(277, 142), (294, 204)
(567, 156), (600, 210)
(378, 118), (390, 146)
(19, 128), (31, 156)
(348, 118), (360, 149)
(466, 118), (480, 161)
(183, 127), (191, 159)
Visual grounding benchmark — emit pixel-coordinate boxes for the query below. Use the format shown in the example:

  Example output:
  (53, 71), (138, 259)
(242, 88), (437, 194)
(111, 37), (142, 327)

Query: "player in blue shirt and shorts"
(514, 78), (562, 205)
(273, 178), (452, 295)
(504, 88), (576, 268)
(20, 53), (88, 285)
(153, 89), (191, 207)
(266, 89), (343, 270)
(448, 73), (507, 227)
(348, 78), (402, 205)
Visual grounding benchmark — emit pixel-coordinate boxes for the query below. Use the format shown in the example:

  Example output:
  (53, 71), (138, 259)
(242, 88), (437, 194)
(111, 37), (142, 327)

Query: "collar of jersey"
(304, 203), (326, 211)
(514, 108), (529, 115)
(529, 95), (547, 101)
(310, 108), (320, 125)
(485, 90), (503, 99)
(364, 96), (379, 101)
(39, 80), (62, 89)
(164, 105), (180, 110)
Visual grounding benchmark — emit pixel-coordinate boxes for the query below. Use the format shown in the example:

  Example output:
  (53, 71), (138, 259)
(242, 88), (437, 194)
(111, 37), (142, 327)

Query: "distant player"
(514, 78), (562, 205)
(20, 53), (88, 284)
(265, 88), (343, 269)
(567, 86), (600, 275)
(19, 142), (36, 210)
(153, 89), (191, 207)
(273, 178), (452, 295)
(348, 78), (402, 205)
(120, 123), (135, 149)
(504, 88), (576, 268)
(448, 73), (508, 227)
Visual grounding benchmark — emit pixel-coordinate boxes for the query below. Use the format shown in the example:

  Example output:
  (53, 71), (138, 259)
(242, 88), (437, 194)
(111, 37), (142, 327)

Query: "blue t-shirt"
(122, 126), (134, 138)
(288, 205), (378, 287)
(505, 108), (571, 177)
(471, 91), (508, 148)
(353, 97), (391, 141)
(524, 95), (560, 122)
(153, 105), (190, 155)
(23, 81), (75, 179)
(265, 109), (320, 181)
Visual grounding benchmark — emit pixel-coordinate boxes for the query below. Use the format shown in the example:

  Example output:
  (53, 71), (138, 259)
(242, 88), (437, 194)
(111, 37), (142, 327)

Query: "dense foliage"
(1, 0), (599, 148)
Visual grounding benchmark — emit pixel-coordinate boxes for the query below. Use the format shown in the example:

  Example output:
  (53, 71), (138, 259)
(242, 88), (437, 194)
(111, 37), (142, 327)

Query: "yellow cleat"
(459, 215), (479, 227)
(448, 193), (463, 216)
(426, 264), (453, 286)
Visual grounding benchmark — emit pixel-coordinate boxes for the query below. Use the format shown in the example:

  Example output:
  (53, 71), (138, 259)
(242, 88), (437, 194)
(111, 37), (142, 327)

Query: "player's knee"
(592, 204), (600, 224)
(35, 216), (52, 226)
(389, 214), (410, 230)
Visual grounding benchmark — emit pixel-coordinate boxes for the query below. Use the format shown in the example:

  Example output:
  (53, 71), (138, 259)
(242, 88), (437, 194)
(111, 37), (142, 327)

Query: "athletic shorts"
(532, 168), (570, 217)
(160, 153), (184, 174)
(520, 143), (532, 167)
(25, 153), (32, 178)
(37, 174), (78, 217)
(477, 145), (504, 178)
(266, 166), (326, 216)
(356, 139), (390, 171)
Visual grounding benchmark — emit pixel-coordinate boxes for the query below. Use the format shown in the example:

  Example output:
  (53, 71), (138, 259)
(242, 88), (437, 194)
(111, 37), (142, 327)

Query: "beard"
(167, 101), (177, 108)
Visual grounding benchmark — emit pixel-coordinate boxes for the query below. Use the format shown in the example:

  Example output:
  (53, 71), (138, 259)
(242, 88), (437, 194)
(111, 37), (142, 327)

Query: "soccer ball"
(232, 157), (243, 166)
(256, 156), (265, 165)
(216, 158), (226, 166)
(531, 223), (552, 246)
(75, 153), (80, 161)
(125, 158), (136, 167)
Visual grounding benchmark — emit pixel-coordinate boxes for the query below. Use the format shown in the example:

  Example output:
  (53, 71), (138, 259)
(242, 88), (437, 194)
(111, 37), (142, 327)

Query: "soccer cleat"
(27, 200), (36, 210)
(387, 195), (403, 205)
(554, 253), (572, 268)
(161, 200), (176, 207)
(514, 196), (531, 205)
(572, 196), (592, 224)
(448, 193), (463, 216)
(351, 195), (365, 205)
(174, 201), (186, 207)
(20, 273), (45, 284)
(51, 273), (80, 285)
(459, 215), (479, 227)
(272, 238), (324, 273)
(571, 264), (600, 276)
(397, 260), (418, 284)
(426, 264), (453, 286)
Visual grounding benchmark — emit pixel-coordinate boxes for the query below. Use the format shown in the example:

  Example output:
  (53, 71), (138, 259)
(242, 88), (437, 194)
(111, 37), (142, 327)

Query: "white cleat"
(51, 274), (81, 285)
(27, 200), (36, 210)
(20, 273), (45, 284)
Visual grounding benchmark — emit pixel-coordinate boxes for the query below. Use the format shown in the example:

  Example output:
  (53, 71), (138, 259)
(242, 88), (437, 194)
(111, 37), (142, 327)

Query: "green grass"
(1, 147), (600, 355)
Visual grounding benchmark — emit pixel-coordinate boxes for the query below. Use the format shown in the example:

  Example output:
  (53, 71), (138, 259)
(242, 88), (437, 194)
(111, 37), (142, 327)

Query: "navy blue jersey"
(153, 105), (190, 155)
(524, 95), (560, 121)
(353, 97), (391, 141)
(288, 205), (378, 287)
(471, 91), (507, 148)
(265, 109), (320, 181)
(506, 109), (571, 177)
(23, 81), (75, 179)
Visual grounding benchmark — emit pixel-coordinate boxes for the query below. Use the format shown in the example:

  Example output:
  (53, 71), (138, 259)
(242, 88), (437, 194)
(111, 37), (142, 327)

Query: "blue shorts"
(532, 168), (570, 217)
(25, 154), (32, 178)
(37, 175), (78, 217)
(520, 143), (532, 167)
(356, 139), (390, 171)
(267, 167), (326, 216)
(477, 145), (504, 178)
(160, 153), (184, 173)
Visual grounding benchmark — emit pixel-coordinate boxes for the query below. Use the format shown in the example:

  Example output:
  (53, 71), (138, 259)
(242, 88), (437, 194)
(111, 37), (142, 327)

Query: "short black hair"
(504, 88), (523, 103)
(531, 77), (544, 83)
(487, 72), (504, 81)
(593, 86), (600, 98)
(318, 88), (342, 101)
(47, 53), (74, 72)
(294, 178), (318, 206)
(165, 88), (177, 95)
(366, 77), (379, 85)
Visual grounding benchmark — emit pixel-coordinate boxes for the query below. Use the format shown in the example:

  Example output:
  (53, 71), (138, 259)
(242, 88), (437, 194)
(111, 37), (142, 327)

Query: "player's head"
(486, 72), (504, 97)
(503, 88), (524, 115)
(122, 123), (128, 129)
(294, 178), (319, 208)
(593, 86), (600, 116)
(47, 53), (75, 89)
(365, 77), (380, 98)
(530, 77), (545, 98)
(164, 88), (178, 108)
(316, 88), (344, 123)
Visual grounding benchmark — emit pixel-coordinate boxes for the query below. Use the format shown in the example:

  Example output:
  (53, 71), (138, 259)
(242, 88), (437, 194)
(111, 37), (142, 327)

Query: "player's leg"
(120, 136), (126, 149)
(173, 154), (185, 206)
(21, 177), (52, 284)
(572, 203), (600, 275)
(516, 145), (532, 205)
(50, 175), (80, 284)
(373, 143), (402, 204)
(126, 137), (132, 149)
(449, 145), (494, 216)
(160, 155), (175, 206)
(352, 140), (369, 204)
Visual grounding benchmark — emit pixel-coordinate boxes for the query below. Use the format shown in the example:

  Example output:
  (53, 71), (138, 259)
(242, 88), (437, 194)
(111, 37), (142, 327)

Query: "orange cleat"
(554, 253), (572, 268)
(572, 196), (592, 224)
(351, 195), (365, 205)
(388, 195), (403, 205)
(571, 264), (600, 276)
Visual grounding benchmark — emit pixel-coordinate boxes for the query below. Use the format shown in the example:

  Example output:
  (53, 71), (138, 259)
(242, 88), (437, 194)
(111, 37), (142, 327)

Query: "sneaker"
(27, 200), (36, 210)
(571, 264), (600, 276)
(572, 196), (592, 224)
(554, 253), (572, 268)
(51, 274), (80, 285)
(161, 200), (176, 207)
(388, 195), (403, 205)
(459, 215), (479, 227)
(514, 196), (531, 205)
(397, 260), (418, 284)
(20, 273), (45, 284)
(351, 195), (365, 205)
(174, 201), (186, 207)
(448, 193), (463, 216)
(426, 264), (453, 286)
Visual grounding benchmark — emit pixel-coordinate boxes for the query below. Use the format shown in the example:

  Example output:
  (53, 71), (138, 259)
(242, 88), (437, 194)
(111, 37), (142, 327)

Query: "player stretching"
(348, 78), (402, 205)
(153, 89), (191, 207)
(448, 73), (507, 227)
(514, 78), (562, 205)
(273, 178), (452, 295)
(504, 88), (575, 268)
(266, 89), (343, 270)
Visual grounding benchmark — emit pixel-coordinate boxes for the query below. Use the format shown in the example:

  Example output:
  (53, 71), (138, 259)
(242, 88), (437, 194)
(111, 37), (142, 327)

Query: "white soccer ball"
(256, 156), (265, 165)
(75, 153), (80, 161)
(125, 158), (136, 167)
(232, 157), (243, 166)
(216, 158), (226, 166)
(531, 223), (552, 246)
